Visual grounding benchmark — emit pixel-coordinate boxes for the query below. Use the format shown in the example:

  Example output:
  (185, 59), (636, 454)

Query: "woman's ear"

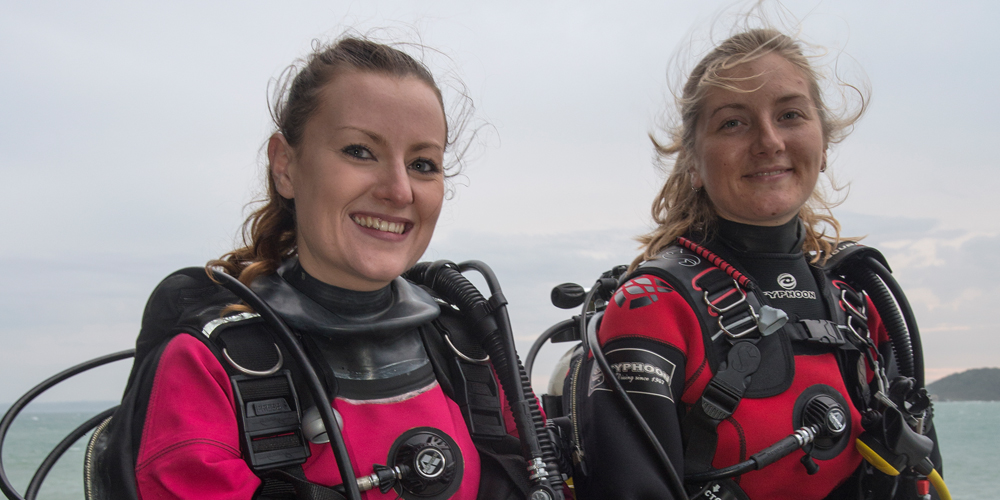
(690, 167), (704, 190)
(268, 133), (295, 199)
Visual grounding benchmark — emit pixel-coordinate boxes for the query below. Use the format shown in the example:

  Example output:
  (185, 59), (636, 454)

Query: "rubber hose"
(445, 266), (564, 494)
(517, 359), (564, 487)
(525, 319), (575, 378)
(929, 469), (951, 500)
(864, 256), (926, 389)
(477, 317), (563, 493)
(406, 263), (564, 495)
(843, 262), (915, 379)
(686, 460), (755, 483)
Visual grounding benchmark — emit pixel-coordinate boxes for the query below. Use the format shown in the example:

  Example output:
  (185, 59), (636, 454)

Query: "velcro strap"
(466, 302), (498, 336)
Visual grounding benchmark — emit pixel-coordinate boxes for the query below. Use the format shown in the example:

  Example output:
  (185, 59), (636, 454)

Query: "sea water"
(0, 406), (103, 500)
(1, 401), (995, 499)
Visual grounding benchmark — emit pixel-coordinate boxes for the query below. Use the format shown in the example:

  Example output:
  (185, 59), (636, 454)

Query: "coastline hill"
(926, 367), (1000, 401)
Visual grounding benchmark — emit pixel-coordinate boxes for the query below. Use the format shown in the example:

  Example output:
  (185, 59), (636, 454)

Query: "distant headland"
(926, 367), (1000, 401)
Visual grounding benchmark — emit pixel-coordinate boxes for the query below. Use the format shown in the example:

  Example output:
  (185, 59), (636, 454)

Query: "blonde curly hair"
(635, 28), (867, 269)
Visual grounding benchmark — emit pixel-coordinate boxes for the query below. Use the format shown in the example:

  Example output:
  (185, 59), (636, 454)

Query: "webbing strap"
(682, 341), (761, 473)
(696, 268), (738, 295)
(232, 371), (311, 471)
(451, 360), (508, 439)
(240, 375), (297, 401)
(258, 468), (348, 500)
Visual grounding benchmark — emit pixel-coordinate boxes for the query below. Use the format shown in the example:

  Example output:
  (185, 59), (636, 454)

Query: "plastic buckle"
(231, 371), (310, 470)
(700, 341), (761, 420)
(699, 378), (743, 420)
(801, 319), (847, 346)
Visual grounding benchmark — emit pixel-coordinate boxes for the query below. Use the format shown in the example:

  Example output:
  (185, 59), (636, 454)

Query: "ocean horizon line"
(1, 400), (119, 414)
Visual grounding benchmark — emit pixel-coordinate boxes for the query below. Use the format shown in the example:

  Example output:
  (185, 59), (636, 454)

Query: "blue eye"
(343, 145), (374, 159)
(781, 111), (802, 120)
(410, 158), (440, 174)
(721, 119), (741, 129)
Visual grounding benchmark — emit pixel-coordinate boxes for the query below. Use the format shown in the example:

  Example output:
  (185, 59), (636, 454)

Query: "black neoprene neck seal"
(716, 216), (804, 254)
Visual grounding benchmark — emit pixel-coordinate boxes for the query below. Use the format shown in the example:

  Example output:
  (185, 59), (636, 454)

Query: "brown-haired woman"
(570, 29), (944, 500)
(92, 37), (533, 500)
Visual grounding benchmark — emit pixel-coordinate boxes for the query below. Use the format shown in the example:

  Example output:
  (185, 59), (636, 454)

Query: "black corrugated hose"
(840, 260), (916, 381)
(405, 261), (564, 499)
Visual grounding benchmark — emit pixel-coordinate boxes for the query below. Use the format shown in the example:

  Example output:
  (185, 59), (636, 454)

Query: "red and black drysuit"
(571, 218), (940, 499)
(118, 259), (525, 500)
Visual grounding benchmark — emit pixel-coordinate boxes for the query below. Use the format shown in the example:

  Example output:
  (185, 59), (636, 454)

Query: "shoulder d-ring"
(222, 344), (283, 376)
(444, 334), (490, 365)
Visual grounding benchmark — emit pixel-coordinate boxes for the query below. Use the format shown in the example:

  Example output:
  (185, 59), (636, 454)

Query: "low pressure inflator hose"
(686, 395), (849, 483)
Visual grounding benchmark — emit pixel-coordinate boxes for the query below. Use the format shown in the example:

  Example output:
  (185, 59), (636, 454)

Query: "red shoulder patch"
(613, 276), (674, 310)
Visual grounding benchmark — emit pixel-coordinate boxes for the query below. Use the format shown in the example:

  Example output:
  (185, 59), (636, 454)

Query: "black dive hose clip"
(405, 260), (565, 500)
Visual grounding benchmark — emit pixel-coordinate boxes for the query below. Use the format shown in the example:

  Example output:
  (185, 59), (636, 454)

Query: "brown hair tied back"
(634, 26), (868, 270)
(209, 36), (454, 286)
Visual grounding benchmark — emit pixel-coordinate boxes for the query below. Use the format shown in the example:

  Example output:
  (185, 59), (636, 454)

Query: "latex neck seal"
(250, 258), (440, 338)
(251, 258), (441, 393)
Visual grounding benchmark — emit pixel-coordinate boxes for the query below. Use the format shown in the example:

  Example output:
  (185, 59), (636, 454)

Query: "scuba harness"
(0, 260), (565, 500)
(532, 238), (949, 500)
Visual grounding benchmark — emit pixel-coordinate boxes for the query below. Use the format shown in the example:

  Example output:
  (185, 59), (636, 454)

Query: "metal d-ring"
(717, 306), (760, 339)
(839, 288), (872, 345)
(703, 280), (749, 315)
(703, 280), (759, 339)
(839, 288), (868, 322)
(223, 344), (284, 376)
(444, 334), (490, 365)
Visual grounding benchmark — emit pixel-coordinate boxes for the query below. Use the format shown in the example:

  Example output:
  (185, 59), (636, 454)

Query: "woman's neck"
(715, 216), (804, 254)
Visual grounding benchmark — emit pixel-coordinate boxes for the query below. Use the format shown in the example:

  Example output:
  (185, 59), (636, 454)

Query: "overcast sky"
(2, 0), (998, 404)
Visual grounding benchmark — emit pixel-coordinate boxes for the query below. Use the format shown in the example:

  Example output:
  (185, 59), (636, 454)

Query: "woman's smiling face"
(693, 52), (826, 227)
(269, 70), (447, 291)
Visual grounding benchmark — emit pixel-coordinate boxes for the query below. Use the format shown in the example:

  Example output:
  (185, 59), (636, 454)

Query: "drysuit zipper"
(84, 415), (113, 500)
(569, 352), (585, 465)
